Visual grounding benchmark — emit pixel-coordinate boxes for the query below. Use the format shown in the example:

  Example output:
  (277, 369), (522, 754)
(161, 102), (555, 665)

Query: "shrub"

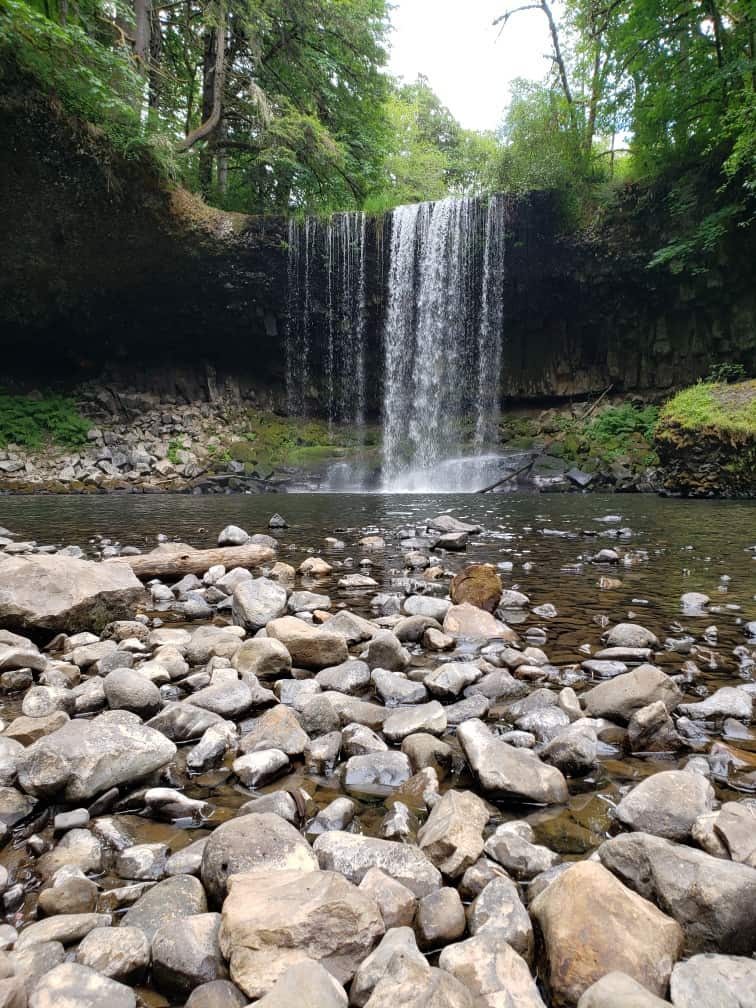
(0, 395), (90, 449)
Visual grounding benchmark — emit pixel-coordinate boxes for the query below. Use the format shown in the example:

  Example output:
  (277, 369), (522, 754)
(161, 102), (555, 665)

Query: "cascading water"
(381, 195), (507, 492)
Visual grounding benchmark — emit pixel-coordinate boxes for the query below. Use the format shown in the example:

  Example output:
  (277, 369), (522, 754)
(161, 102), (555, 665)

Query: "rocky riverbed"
(0, 499), (754, 1008)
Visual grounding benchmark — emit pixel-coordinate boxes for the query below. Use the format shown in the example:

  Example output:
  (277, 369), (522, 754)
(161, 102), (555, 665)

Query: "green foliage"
(167, 438), (186, 465)
(660, 381), (756, 435)
(0, 395), (91, 450)
(551, 404), (661, 467)
(706, 363), (747, 385)
(587, 404), (659, 444)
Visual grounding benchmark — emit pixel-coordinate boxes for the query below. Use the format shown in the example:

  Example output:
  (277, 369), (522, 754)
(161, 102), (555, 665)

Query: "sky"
(387, 0), (561, 133)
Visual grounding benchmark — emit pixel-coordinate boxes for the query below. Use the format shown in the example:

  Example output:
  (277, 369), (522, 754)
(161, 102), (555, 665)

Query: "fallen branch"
(107, 542), (275, 580)
(478, 458), (536, 494)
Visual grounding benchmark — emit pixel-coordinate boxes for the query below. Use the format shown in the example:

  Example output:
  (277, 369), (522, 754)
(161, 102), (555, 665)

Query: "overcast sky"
(387, 0), (561, 132)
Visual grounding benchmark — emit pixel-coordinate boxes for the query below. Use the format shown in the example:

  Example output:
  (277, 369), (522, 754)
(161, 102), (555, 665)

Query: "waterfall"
(286, 212), (368, 431)
(381, 195), (506, 491)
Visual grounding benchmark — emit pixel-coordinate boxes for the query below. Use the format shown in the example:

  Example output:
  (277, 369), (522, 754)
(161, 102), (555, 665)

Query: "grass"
(659, 380), (756, 434)
(0, 394), (90, 450)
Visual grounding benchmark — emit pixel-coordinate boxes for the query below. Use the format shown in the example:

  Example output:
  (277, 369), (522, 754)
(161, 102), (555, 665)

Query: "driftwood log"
(106, 542), (275, 580)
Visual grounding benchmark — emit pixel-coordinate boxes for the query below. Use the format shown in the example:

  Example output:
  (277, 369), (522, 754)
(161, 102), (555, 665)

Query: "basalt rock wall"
(1, 79), (755, 413)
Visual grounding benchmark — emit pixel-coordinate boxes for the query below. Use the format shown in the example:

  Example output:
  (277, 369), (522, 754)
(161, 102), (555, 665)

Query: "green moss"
(659, 380), (756, 435)
(0, 394), (90, 449)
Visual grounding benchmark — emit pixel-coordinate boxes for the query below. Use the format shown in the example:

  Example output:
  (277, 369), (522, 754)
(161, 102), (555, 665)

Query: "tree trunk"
(107, 543), (275, 580)
(148, 2), (162, 110)
(178, 2), (227, 155)
(133, 0), (150, 75)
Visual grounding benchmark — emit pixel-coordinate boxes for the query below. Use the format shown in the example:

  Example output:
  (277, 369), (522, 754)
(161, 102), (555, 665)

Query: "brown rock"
(450, 565), (502, 614)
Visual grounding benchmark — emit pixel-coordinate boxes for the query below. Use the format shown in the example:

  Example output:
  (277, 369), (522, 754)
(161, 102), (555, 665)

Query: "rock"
(443, 604), (516, 640)
(36, 829), (102, 878)
(313, 831), (442, 897)
(186, 723), (237, 773)
(267, 617), (348, 670)
(416, 887), (466, 949)
(219, 869), (384, 998)
(614, 770), (715, 841)
(425, 662), (481, 699)
(439, 930), (546, 1008)
(0, 555), (145, 635)
(424, 628), (455, 651)
(484, 828), (559, 880)
(711, 801), (756, 866)
(233, 637), (291, 679)
(0, 977), (26, 1008)
(316, 660), (371, 695)
(365, 631), (409, 672)
(598, 832), (756, 955)
(669, 953), (756, 1008)
(254, 961), (347, 1008)
(116, 843), (168, 881)
(627, 701), (682, 752)
(678, 687), (752, 721)
(239, 705), (308, 756)
(15, 914), (112, 952)
(604, 624), (659, 649)
(457, 719), (568, 804)
(298, 557), (333, 576)
(341, 723), (388, 755)
(28, 962), (135, 1008)
(680, 591), (710, 615)
(458, 858), (510, 901)
(581, 665), (681, 723)
(16, 715), (176, 801)
(428, 515), (481, 535)
(307, 797), (355, 837)
(363, 958), (475, 1008)
(372, 669), (427, 706)
(351, 927), (425, 1006)
(218, 526), (249, 546)
(185, 980), (246, 1008)
(401, 734), (453, 778)
(383, 703), (447, 743)
(577, 972), (671, 1007)
(232, 578), (287, 631)
(122, 875), (207, 942)
(147, 702), (226, 742)
(166, 837), (208, 876)
(152, 912), (226, 997)
(103, 668), (162, 717)
(233, 748), (289, 788)
(304, 730), (342, 772)
(323, 611), (377, 644)
(403, 597), (451, 622)
(188, 680), (254, 720)
(394, 615), (440, 643)
(186, 627), (243, 665)
(450, 565), (502, 613)
(358, 869), (417, 929)
(37, 876), (98, 916)
(417, 790), (489, 878)
(541, 725), (597, 776)
(466, 877), (533, 962)
(200, 813), (318, 905)
(342, 752), (412, 798)
(531, 861), (682, 1007)
(75, 925), (150, 982)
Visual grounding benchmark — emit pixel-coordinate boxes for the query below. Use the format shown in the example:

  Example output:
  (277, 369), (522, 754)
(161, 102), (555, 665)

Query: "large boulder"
(450, 564), (503, 613)
(313, 831), (442, 897)
(577, 972), (671, 1007)
(254, 961), (348, 1008)
(201, 813), (318, 905)
(443, 604), (516, 640)
(530, 861), (682, 1007)
(0, 554), (146, 634)
(16, 714), (176, 801)
(457, 719), (568, 804)
(28, 962), (136, 1008)
(614, 770), (715, 841)
(417, 789), (490, 878)
(598, 831), (756, 955)
(266, 617), (348, 670)
(439, 930), (546, 1008)
(670, 953), (756, 1008)
(122, 875), (207, 942)
(232, 579), (287, 631)
(581, 665), (681, 723)
(219, 869), (384, 998)
(152, 913), (227, 997)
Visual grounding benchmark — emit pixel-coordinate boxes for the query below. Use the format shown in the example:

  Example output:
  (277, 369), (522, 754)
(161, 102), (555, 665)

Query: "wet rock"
(598, 831), (756, 954)
(604, 624), (659, 649)
(186, 722), (238, 773)
(394, 615), (440, 643)
(147, 702), (226, 742)
(443, 604), (516, 641)
(122, 875), (208, 942)
(372, 669), (428, 706)
(581, 665), (681, 723)
(218, 526), (249, 546)
(75, 925), (150, 982)
(380, 802), (417, 842)
(680, 591), (710, 615)
(614, 770), (715, 841)
(577, 972), (671, 1007)
(425, 662), (482, 699)
(239, 705), (308, 756)
(401, 734), (453, 777)
(450, 565), (502, 613)
(417, 789), (490, 878)
(515, 707), (571, 743)
(365, 631), (410, 672)
(16, 715), (176, 802)
(424, 628), (455, 651)
(0, 554), (145, 635)
(323, 611), (377, 644)
(439, 930), (546, 1008)
(342, 723), (388, 756)
(233, 638), (291, 680)
(342, 752), (412, 798)
(358, 868), (417, 929)
(458, 858), (510, 901)
(152, 912), (226, 997)
(232, 578), (287, 631)
(669, 952), (756, 1008)
(313, 831), (442, 897)
(383, 703), (446, 743)
(116, 843), (168, 881)
(307, 797), (355, 837)
(530, 861), (682, 1007)
(304, 730), (342, 772)
(15, 914), (112, 952)
(467, 877), (533, 963)
(298, 557), (333, 576)
(254, 961), (347, 1008)
(219, 869), (384, 999)
(627, 701), (683, 752)
(28, 962), (136, 1008)
(266, 617), (348, 670)
(403, 596), (451, 622)
(200, 813), (318, 905)
(582, 659), (628, 679)
(498, 589), (530, 609)
(541, 725), (597, 776)
(316, 660), (371, 695)
(484, 827), (559, 880)
(37, 877), (98, 916)
(188, 679), (254, 720)
(103, 669), (162, 717)
(0, 786), (35, 829)
(457, 719), (568, 804)
(233, 748), (289, 787)
(466, 669), (524, 702)
(351, 927), (426, 1006)
(678, 687), (752, 721)
(416, 887), (466, 949)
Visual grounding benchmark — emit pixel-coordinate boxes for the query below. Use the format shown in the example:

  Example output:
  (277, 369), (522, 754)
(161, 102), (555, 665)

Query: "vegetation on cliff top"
(659, 380), (756, 437)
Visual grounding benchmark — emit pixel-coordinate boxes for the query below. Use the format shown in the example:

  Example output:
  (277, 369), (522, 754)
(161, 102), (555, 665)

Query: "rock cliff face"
(1, 78), (755, 411)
